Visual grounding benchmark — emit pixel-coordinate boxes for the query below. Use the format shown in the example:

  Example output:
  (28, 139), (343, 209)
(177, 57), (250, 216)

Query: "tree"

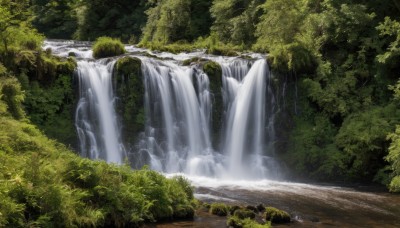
(32, 0), (78, 39)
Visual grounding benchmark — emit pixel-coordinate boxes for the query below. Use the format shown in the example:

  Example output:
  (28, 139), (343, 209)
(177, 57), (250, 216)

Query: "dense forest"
(1, 0), (400, 226)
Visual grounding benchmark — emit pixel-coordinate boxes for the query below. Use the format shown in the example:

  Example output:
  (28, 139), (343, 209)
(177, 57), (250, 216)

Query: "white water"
(75, 60), (125, 163)
(138, 59), (221, 176)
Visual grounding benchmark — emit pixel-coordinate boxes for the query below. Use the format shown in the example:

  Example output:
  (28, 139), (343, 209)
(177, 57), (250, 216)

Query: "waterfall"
(135, 57), (278, 179)
(222, 59), (274, 179)
(75, 60), (125, 164)
(137, 59), (220, 176)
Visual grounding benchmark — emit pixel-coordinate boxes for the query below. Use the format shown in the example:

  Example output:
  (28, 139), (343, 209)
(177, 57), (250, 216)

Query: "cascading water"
(135, 57), (279, 179)
(136, 59), (221, 176)
(221, 59), (276, 179)
(75, 60), (125, 164)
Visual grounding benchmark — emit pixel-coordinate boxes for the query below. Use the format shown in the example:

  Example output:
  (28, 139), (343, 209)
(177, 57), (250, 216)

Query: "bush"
(92, 37), (126, 59)
(209, 203), (228, 216)
(264, 207), (290, 223)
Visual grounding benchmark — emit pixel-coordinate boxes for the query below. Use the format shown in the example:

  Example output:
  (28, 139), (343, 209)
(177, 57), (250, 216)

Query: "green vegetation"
(92, 37), (126, 59)
(264, 207), (290, 223)
(0, 5), (195, 226)
(209, 203), (228, 216)
(227, 216), (271, 228)
(0, 76), (195, 227)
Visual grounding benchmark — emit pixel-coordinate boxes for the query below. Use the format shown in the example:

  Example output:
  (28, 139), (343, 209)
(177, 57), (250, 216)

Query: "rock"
(114, 56), (144, 144)
(256, 203), (265, 212)
(229, 205), (241, 215)
(264, 207), (291, 223)
(234, 209), (256, 219)
(209, 203), (229, 216)
(245, 205), (258, 213)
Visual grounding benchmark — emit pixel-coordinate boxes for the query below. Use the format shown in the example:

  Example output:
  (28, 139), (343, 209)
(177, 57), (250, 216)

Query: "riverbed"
(148, 176), (400, 227)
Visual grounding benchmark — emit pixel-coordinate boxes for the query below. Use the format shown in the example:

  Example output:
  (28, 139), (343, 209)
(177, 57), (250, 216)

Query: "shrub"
(92, 37), (126, 59)
(264, 207), (290, 223)
(209, 203), (228, 216)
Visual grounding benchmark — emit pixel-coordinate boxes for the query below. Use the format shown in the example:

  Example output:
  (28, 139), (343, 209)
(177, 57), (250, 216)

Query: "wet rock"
(245, 205), (258, 213)
(264, 207), (291, 223)
(256, 203), (265, 212)
(234, 209), (256, 219)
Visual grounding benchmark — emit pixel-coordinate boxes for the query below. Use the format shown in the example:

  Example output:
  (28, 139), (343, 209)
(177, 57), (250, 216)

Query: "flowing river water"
(44, 40), (400, 227)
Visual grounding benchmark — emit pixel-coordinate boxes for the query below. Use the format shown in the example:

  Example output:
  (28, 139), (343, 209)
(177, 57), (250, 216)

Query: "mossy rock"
(227, 216), (269, 228)
(173, 205), (195, 219)
(92, 37), (126, 59)
(209, 203), (228, 216)
(203, 61), (223, 150)
(12, 51), (78, 147)
(182, 57), (207, 66)
(229, 205), (241, 215)
(233, 209), (256, 220)
(207, 46), (238, 56)
(227, 215), (243, 228)
(264, 207), (290, 223)
(114, 56), (144, 144)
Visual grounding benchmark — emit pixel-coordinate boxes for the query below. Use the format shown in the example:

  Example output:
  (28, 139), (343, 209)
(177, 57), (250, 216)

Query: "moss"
(207, 46), (238, 56)
(203, 61), (223, 150)
(114, 56), (144, 144)
(229, 205), (241, 215)
(209, 203), (228, 216)
(92, 37), (126, 59)
(233, 209), (256, 219)
(264, 207), (290, 223)
(182, 57), (207, 66)
(227, 216), (271, 228)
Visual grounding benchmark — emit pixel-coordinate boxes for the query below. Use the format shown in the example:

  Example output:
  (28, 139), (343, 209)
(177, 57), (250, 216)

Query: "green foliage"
(0, 76), (25, 120)
(0, 0), (44, 56)
(376, 17), (400, 65)
(92, 37), (126, 59)
(387, 125), (400, 192)
(32, 0), (78, 39)
(209, 203), (228, 216)
(210, 0), (264, 46)
(74, 0), (148, 41)
(141, 0), (212, 45)
(264, 207), (290, 223)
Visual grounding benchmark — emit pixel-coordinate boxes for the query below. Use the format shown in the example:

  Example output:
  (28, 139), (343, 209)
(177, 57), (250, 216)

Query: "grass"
(92, 36), (126, 59)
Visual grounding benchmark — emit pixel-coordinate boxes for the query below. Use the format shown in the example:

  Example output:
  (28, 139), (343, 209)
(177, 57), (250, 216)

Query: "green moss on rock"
(234, 209), (256, 219)
(209, 203), (228, 216)
(264, 207), (290, 223)
(114, 56), (144, 144)
(203, 61), (223, 150)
